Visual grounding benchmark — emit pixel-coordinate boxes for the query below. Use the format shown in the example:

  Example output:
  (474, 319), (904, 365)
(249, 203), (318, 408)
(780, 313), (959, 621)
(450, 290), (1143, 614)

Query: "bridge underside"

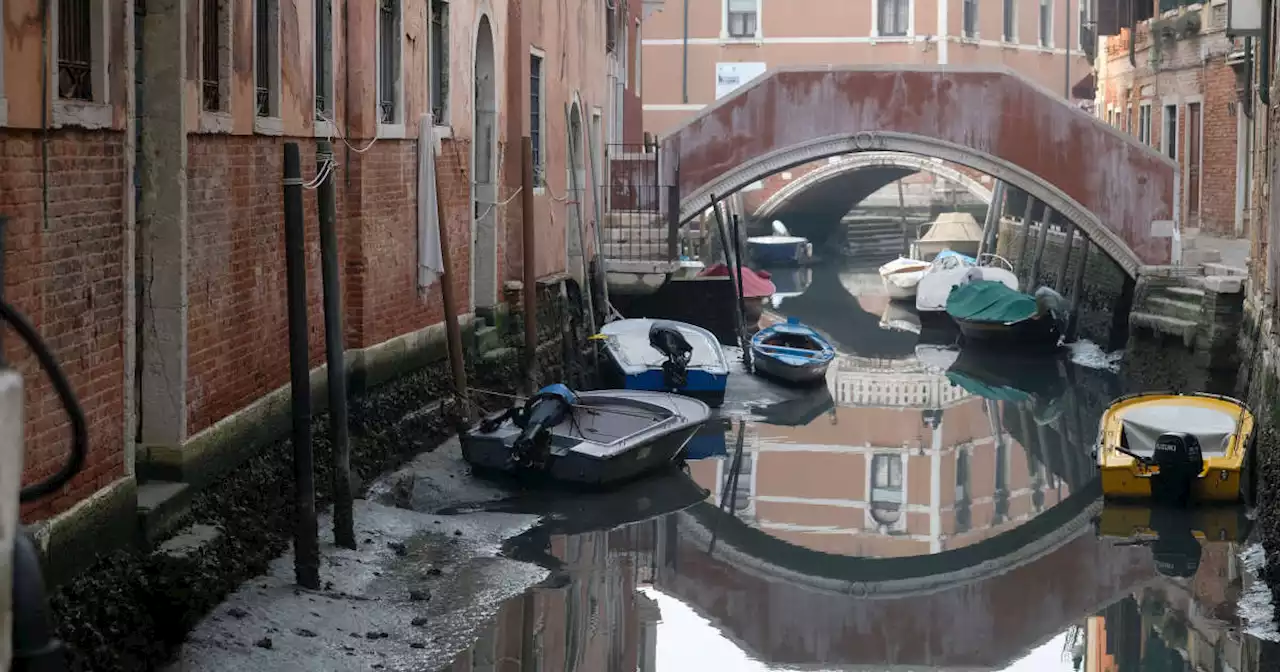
(754, 167), (915, 242)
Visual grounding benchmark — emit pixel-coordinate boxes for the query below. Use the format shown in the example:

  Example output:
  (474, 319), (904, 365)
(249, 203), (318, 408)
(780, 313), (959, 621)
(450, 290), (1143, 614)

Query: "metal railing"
(57, 0), (93, 100)
(598, 185), (681, 263)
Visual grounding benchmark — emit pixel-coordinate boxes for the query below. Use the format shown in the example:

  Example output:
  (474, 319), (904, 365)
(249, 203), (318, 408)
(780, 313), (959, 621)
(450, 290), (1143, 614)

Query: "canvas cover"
(945, 280), (1038, 324)
(920, 212), (983, 243)
(1120, 404), (1238, 457)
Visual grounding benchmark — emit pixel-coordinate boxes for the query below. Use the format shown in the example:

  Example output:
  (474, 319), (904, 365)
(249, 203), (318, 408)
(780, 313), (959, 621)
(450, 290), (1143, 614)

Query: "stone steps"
(1144, 295), (1201, 321)
(1129, 311), (1198, 346)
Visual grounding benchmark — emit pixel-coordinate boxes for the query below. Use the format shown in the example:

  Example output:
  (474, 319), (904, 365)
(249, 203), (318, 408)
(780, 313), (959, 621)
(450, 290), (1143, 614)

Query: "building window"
(431, 0), (450, 125)
(606, 0), (618, 51)
(1138, 102), (1152, 145)
(1078, 0), (1092, 50)
(1163, 103), (1177, 160)
(878, 0), (909, 37)
(378, 0), (402, 125)
(1003, 0), (1016, 41)
(201, 0), (229, 112)
(56, 0), (95, 101)
(254, 0), (279, 118)
(530, 52), (544, 187)
(315, 0), (333, 120)
(962, 0), (977, 37)
(726, 0), (758, 39)
(1125, 103), (1132, 133)
(1039, 0), (1052, 46)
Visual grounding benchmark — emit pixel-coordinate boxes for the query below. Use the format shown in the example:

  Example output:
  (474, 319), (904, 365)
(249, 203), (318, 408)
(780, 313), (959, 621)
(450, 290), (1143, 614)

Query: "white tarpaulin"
(416, 116), (445, 290)
(920, 212), (984, 244)
(1120, 404), (1238, 457)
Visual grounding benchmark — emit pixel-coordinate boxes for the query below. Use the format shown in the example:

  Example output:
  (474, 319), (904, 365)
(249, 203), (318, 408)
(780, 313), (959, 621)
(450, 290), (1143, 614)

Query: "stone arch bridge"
(605, 65), (1177, 284)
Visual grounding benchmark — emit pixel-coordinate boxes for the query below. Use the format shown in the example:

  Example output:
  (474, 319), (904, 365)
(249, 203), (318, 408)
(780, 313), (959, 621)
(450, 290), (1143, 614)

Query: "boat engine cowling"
(649, 322), (693, 391)
(511, 384), (577, 469)
(1149, 431), (1204, 507)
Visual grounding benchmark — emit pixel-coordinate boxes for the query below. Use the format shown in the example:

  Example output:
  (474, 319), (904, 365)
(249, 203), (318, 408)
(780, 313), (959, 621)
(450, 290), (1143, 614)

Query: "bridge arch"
(661, 66), (1178, 278)
(753, 151), (995, 222)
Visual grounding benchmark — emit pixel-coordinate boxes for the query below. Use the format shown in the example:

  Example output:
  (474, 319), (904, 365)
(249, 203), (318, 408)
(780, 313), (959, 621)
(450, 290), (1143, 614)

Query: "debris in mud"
(293, 628), (318, 638)
(366, 631), (390, 640)
(410, 616), (428, 627)
(410, 641), (426, 649)
(426, 566), (443, 576)
(254, 637), (273, 650)
(388, 541), (409, 557)
(226, 607), (248, 620)
(409, 589), (431, 602)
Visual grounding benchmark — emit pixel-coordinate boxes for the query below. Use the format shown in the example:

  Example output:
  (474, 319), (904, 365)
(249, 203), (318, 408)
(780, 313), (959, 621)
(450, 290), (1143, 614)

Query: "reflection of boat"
(599, 318), (730, 405)
(750, 318), (835, 385)
(1095, 392), (1255, 504)
(945, 281), (1063, 351)
(879, 300), (922, 334)
(461, 386), (711, 485)
(769, 266), (813, 308)
(914, 344), (959, 372)
(878, 257), (930, 300)
(912, 211), (984, 260)
(747, 221), (814, 266)
(754, 385), (836, 426)
(684, 416), (731, 460)
(944, 349), (1068, 407)
(1093, 503), (1251, 578)
(699, 263), (776, 331)
(915, 252), (1018, 314)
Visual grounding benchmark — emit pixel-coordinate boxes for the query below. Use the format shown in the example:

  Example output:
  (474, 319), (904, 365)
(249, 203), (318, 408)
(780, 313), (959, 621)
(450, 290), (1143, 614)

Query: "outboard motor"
(510, 384), (577, 469)
(648, 322), (693, 391)
(1148, 507), (1202, 578)
(1149, 431), (1204, 507)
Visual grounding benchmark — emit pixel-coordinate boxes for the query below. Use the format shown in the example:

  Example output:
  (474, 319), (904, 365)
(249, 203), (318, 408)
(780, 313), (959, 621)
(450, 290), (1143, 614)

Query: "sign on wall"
(715, 62), (767, 100)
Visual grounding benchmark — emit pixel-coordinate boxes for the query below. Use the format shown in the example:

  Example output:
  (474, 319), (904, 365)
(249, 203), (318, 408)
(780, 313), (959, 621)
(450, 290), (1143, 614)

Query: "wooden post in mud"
(1055, 219), (1078, 292)
(1015, 194), (1037, 277)
(731, 214), (752, 366)
(521, 137), (538, 394)
(434, 142), (470, 410)
(1067, 239), (1091, 341)
(711, 195), (747, 353)
(896, 180), (911, 256)
(978, 180), (1005, 258)
(1028, 204), (1053, 286)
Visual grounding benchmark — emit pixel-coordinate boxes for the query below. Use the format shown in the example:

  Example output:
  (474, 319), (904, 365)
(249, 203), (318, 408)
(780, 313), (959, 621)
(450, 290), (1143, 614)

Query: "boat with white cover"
(878, 257), (931, 300)
(915, 252), (1019, 314)
(461, 385), (711, 485)
(912, 211), (985, 260)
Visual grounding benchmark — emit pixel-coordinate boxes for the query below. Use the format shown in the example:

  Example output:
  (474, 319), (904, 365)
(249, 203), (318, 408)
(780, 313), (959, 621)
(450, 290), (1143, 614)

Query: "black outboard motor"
(648, 322), (693, 391)
(510, 384), (576, 469)
(1149, 431), (1204, 507)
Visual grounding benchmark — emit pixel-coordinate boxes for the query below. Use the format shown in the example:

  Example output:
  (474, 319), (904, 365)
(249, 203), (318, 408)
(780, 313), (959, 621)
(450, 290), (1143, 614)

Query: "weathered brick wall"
(1, 129), (128, 520)
(186, 133), (484, 435)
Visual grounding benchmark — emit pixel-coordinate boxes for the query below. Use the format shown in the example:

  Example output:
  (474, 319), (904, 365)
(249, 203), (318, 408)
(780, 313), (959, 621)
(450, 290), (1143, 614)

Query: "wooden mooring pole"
(1015, 195), (1036, 277)
(1028, 204), (1053, 286)
(282, 142), (320, 589)
(521, 137), (538, 394)
(1055, 219), (1077, 292)
(434, 139), (470, 409)
(1067, 239), (1091, 341)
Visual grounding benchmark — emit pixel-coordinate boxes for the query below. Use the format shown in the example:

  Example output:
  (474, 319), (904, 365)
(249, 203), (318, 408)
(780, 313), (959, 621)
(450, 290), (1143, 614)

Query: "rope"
(316, 110), (379, 154)
(475, 186), (524, 221)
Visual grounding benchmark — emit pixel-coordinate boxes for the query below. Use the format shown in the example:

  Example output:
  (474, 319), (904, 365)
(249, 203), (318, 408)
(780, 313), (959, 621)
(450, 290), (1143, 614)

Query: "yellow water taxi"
(1095, 392), (1254, 504)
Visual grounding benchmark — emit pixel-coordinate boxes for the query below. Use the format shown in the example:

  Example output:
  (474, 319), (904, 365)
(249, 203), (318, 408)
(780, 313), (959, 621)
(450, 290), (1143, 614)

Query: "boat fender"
(1149, 432), (1204, 507)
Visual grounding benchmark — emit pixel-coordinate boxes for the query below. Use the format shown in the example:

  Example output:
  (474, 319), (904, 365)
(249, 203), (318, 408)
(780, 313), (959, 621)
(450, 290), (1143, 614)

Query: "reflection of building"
(445, 528), (661, 671)
(691, 363), (1069, 558)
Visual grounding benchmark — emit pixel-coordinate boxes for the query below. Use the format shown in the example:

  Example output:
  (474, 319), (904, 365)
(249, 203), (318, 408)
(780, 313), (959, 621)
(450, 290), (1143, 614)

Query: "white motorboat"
(878, 257), (931, 300)
(912, 211), (985, 261)
(598, 318), (730, 406)
(915, 252), (1019, 314)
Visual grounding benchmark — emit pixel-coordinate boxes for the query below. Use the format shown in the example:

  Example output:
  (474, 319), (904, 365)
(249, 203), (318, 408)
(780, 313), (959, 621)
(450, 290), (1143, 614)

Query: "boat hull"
(955, 314), (1061, 351)
(753, 352), (830, 384)
(618, 367), (728, 406)
(599, 318), (730, 407)
(882, 278), (919, 300)
(748, 238), (813, 265)
(462, 424), (702, 486)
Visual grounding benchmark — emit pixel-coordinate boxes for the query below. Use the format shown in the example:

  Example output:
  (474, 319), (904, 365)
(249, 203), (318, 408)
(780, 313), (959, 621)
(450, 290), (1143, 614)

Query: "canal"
(436, 256), (1277, 671)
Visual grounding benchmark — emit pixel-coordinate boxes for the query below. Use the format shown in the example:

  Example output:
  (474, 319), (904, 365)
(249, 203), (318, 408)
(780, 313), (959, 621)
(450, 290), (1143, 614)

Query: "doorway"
(471, 16), (497, 309)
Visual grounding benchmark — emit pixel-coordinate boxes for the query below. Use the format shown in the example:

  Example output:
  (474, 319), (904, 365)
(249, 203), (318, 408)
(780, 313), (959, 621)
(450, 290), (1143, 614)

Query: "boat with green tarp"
(944, 280), (1064, 350)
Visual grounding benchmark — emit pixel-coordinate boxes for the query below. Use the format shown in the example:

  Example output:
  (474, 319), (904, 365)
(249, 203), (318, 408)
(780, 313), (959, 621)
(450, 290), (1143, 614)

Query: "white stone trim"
(49, 0), (113, 129)
(376, 122), (407, 139)
(1160, 96), (1180, 160)
(641, 35), (1079, 56)
(1138, 100), (1153, 146)
(677, 131), (1146, 278)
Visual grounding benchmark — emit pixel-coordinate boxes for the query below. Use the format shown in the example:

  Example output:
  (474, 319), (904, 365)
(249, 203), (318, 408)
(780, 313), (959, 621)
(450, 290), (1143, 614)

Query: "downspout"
(681, 0), (689, 103)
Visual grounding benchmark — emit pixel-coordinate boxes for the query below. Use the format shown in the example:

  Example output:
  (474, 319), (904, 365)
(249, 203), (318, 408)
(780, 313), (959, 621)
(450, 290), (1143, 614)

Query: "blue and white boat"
(747, 221), (814, 266)
(597, 318), (730, 406)
(750, 317), (835, 386)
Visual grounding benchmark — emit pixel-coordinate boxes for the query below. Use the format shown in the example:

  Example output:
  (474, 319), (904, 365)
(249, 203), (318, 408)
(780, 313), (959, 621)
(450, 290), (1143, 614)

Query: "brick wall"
(185, 133), (483, 435)
(0, 129), (128, 520)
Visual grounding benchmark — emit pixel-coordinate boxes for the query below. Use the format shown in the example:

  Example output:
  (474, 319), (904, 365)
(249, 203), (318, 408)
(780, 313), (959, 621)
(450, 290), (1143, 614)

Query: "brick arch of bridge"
(753, 151), (995, 223)
(661, 66), (1178, 278)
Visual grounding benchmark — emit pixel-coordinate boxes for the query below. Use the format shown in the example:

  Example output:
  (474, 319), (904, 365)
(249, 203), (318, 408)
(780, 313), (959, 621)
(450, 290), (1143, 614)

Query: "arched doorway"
(471, 16), (498, 309)
(566, 100), (586, 276)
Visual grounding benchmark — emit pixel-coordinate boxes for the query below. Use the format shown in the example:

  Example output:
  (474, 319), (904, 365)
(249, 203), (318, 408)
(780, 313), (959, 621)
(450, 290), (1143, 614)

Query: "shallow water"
(438, 258), (1277, 671)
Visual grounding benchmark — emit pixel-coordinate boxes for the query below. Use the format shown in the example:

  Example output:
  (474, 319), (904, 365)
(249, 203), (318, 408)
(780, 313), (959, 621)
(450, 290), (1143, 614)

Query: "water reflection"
(440, 256), (1276, 671)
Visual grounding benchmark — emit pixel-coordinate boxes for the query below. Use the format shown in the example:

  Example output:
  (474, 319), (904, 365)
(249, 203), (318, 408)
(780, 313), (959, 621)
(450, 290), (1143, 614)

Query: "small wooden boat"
(878, 257), (930, 300)
(944, 280), (1064, 351)
(598, 318), (730, 406)
(912, 211), (984, 260)
(746, 221), (814, 266)
(915, 252), (1018, 313)
(750, 317), (835, 385)
(461, 385), (711, 485)
(1094, 392), (1255, 505)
